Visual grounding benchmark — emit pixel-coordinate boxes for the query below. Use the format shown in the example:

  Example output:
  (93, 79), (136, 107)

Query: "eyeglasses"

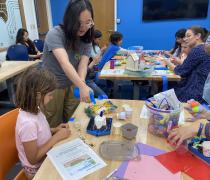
(80, 19), (94, 29)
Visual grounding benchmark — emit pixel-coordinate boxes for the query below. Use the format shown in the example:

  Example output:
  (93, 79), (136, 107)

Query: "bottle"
(94, 111), (106, 129)
(73, 87), (96, 104)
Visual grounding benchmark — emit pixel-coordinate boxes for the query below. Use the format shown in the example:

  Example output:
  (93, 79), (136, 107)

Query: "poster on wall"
(0, 0), (22, 48)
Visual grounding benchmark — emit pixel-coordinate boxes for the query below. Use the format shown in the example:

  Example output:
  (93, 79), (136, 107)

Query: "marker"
(104, 168), (118, 180)
(90, 91), (96, 104)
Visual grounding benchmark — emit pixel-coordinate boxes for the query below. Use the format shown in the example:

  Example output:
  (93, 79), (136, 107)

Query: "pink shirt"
(15, 110), (52, 170)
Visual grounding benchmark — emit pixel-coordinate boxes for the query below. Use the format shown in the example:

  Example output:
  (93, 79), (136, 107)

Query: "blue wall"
(50, 0), (68, 26)
(50, 0), (210, 49)
(117, 0), (210, 50)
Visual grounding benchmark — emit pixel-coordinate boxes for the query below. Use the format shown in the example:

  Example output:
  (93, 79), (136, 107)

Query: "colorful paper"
(124, 155), (181, 180)
(155, 151), (210, 180)
(114, 143), (166, 178)
(137, 143), (166, 156)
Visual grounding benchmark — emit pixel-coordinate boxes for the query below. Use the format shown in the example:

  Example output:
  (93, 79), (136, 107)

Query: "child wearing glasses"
(42, 0), (95, 127)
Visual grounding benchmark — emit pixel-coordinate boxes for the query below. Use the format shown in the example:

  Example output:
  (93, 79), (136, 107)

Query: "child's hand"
(160, 59), (167, 66)
(167, 124), (198, 148)
(54, 127), (71, 141)
(93, 54), (101, 64)
(56, 123), (69, 132)
(101, 45), (107, 53)
(170, 56), (182, 65)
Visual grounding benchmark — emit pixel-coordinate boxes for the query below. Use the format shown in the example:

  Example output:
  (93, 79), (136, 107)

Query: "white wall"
(0, 0), (39, 61)
(0, 51), (7, 61)
(46, 0), (53, 29)
(22, 0), (39, 40)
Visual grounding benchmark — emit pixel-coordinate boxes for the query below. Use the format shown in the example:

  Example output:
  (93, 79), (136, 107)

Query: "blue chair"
(33, 39), (44, 52)
(6, 45), (29, 61)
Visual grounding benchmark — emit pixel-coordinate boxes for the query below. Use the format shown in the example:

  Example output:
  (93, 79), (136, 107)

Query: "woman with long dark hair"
(16, 28), (42, 60)
(169, 26), (210, 103)
(42, 0), (94, 127)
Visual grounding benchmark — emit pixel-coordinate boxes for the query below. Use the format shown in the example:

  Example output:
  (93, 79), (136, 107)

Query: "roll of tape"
(117, 112), (126, 120)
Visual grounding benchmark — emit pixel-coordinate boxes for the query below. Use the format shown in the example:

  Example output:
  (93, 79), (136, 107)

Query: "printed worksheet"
(47, 138), (107, 180)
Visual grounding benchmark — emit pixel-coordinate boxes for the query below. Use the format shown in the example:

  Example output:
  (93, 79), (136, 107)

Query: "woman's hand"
(184, 100), (208, 121)
(79, 85), (93, 103)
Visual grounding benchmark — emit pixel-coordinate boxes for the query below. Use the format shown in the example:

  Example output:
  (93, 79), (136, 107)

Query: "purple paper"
(137, 143), (166, 156)
(114, 143), (166, 178)
(114, 161), (129, 178)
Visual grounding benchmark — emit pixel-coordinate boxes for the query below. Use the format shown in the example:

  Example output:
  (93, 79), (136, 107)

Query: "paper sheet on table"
(114, 143), (166, 178)
(100, 69), (125, 75)
(152, 70), (168, 76)
(124, 155), (181, 180)
(155, 151), (210, 180)
(137, 143), (166, 156)
(47, 138), (106, 180)
(140, 105), (185, 125)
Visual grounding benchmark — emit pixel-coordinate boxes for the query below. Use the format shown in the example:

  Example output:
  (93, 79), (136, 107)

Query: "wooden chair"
(0, 108), (28, 180)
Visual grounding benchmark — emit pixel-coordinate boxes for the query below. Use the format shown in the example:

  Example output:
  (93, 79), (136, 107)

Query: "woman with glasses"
(42, 0), (94, 127)
(172, 26), (210, 103)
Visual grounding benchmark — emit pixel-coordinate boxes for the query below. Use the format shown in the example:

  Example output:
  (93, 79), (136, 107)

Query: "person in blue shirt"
(97, 31), (124, 70)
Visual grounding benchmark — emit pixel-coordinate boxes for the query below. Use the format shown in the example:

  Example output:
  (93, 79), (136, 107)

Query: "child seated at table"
(15, 67), (70, 179)
(97, 31), (126, 70)
(88, 29), (106, 69)
(164, 42), (192, 69)
(86, 29), (107, 97)
(164, 28), (186, 57)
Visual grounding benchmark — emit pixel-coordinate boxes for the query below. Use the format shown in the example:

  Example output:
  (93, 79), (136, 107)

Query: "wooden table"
(99, 62), (181, 99)
(99, 62), (181, 81)
(34, 99), (191, 180)
(0, 61), (41, 105)
(0, 61), (41, 82)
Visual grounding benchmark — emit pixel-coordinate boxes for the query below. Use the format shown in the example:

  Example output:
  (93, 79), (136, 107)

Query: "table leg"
(133, 81), (142, 99)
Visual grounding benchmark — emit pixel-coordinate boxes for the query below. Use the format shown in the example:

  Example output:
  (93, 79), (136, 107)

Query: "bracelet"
(197, 123), (204, 137)
(205, 123), (210, 140)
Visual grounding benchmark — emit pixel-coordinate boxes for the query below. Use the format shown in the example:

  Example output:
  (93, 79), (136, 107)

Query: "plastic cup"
(110, 60), (115, 69)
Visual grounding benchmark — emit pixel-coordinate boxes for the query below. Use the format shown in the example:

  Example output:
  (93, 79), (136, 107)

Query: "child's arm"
(88, 53), (101, 69)
(167, 120), (207, 147)
(118, 47), (128, 55)
(23, 127), (70, 165)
